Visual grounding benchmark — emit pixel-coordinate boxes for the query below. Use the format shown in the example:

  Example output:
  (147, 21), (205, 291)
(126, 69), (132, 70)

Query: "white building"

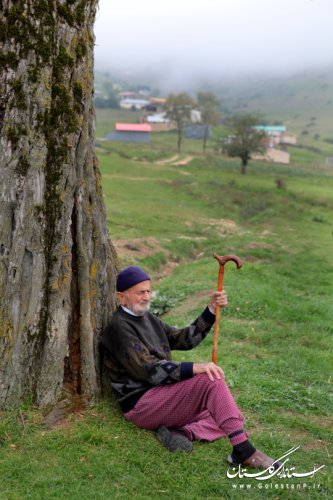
(119, 98), (150, 110)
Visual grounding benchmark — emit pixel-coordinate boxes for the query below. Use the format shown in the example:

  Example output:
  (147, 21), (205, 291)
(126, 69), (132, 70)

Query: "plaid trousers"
(124, 373), (248, 445)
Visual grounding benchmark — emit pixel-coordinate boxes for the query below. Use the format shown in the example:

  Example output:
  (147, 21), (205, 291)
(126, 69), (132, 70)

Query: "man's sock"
(231, 440), (256, 464)
(169, 427), (188, 438)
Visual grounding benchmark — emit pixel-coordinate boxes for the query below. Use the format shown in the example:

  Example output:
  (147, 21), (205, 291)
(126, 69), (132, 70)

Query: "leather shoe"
(155, 425), (192, 452)
(227, 449), (282, 470)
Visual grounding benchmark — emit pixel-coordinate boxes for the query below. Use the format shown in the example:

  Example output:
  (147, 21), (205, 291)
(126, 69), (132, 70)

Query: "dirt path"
(103, 174), (173, 183)
(172, 156), (194, 166)
(156, 155), (179, 164)
(113, 237), (167, 259)
(113, 237), (179, 279)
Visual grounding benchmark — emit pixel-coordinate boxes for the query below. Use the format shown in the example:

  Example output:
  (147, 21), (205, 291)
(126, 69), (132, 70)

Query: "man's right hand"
(193, 362), (224, 381)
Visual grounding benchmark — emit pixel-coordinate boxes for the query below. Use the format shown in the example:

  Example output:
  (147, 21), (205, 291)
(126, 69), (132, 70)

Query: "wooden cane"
(212, 254), (243, 364)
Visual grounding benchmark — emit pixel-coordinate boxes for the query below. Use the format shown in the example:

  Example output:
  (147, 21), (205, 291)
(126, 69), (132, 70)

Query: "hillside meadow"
(1, 120), (332, 499)
(216, 66), (333, 154)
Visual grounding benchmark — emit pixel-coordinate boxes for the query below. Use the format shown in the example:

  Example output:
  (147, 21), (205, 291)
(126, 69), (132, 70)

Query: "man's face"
(117, 280), (152, 316)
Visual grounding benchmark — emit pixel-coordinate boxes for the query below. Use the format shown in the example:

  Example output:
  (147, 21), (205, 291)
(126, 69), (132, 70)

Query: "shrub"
(276, 178), (286, 190)
(150, 292), (176, 316)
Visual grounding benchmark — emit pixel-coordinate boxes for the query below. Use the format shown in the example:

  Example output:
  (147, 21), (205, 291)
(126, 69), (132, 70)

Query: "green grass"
(1, 123), (333, 498)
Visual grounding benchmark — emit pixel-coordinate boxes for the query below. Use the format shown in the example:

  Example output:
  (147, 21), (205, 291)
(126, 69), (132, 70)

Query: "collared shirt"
(121, 305), (139, 316)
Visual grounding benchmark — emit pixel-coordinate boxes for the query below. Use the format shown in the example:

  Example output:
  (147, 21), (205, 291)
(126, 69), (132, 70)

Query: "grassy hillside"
(218, 66), (333, 154)
(1, 128), (332, 498)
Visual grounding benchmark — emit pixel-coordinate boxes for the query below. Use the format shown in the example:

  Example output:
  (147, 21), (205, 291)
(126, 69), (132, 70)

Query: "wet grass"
(1, 138), (332, 498)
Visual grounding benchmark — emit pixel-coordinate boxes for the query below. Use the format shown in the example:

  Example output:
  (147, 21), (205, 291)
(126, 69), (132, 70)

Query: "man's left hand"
(193, 362), (225, 381)
(209, 290), (228, 314)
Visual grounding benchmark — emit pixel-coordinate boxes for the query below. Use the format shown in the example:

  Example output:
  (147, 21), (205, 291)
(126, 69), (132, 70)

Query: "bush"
(150, 292), (176, 316)
(94, 96), (119, 109)
(276, 178), (286, 189)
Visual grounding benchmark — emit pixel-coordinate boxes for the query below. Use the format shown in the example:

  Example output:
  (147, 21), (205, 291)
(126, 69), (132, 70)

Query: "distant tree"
(223, 113), (266, 174)
(165, 93), (196, 152)
(94, 81), (119, 109)
(129, 84), (151, 94)
(94, 95), (119, 109)
(151, 87), (161, 98)
(197, 91), (221, 153)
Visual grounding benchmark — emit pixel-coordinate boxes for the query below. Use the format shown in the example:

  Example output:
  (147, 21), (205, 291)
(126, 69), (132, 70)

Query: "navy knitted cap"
(116, 266), (150, 292)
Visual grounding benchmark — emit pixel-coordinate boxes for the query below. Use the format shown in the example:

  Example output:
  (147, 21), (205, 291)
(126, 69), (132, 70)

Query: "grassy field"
(95, 103), (333, 165)
(1, 118), (332, 499)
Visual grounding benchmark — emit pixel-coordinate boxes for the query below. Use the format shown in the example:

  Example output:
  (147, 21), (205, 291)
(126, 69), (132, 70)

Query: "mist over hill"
(95, 64), (333, 143)
(214, 67), (333, 140)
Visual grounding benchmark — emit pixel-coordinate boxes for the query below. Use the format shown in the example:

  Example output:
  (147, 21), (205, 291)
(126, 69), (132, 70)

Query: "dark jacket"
(100, 306), (215, 412)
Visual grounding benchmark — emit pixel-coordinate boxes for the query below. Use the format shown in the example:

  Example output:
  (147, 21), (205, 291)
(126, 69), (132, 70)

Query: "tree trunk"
(177, 127), (182, 153)
(202, 125), (209, 153)
(0, 0), (118, 408)
(241, 156), (248, 175)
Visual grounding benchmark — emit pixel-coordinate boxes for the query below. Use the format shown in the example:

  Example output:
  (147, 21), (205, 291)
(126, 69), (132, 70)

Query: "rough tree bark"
(0, 0), (117, 408)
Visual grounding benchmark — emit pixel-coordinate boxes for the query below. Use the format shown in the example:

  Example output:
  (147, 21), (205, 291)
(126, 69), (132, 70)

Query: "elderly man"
(101, 266), (280, 469)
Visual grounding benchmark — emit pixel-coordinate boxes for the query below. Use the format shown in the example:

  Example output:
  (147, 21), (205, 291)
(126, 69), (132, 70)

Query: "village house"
(106, 123), (152, 143)
(139, 97), (170, 130)
(185, 124), (212, 140)
(255, 125), (297, 147)
(141, 107), (202, 133)
(142, 112), (175, 132)
(252, 148), (290, 164)
(118, 91), (138, 99)
(223, 125), (297, 165)
(143, 97), (167, 113)
(252, 125), (297, 165)
(119, 98), (150, 110)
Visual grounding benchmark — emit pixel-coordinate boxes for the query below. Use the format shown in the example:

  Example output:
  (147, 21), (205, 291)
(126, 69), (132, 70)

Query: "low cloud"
(94, 0), (333, 88)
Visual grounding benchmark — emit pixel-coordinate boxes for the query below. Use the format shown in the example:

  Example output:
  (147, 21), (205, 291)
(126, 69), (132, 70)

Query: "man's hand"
(193, 362), (225, 381)
(208, 290), (228, 315)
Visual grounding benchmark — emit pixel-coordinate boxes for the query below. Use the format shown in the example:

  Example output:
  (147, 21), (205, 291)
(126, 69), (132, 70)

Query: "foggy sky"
(94, 0), (333, 88)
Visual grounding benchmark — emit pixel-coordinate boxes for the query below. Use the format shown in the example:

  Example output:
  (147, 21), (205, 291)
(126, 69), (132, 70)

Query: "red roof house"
(115, 123), (152, 133)
(106, 123), (152, 143)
